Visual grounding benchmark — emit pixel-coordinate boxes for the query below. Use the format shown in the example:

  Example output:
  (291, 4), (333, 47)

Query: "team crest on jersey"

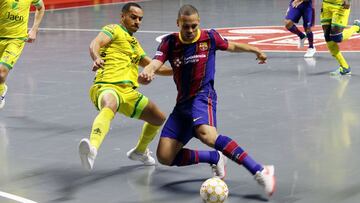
(173, 57), (182, 67)
(199, 42), (208, 51)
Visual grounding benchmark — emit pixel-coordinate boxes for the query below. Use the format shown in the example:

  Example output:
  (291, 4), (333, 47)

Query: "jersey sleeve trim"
(101, 30), (113, 39)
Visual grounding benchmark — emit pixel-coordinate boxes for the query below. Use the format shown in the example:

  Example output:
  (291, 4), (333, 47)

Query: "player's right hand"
(138, 68), (155, 85)
(92, 58), (105, 71)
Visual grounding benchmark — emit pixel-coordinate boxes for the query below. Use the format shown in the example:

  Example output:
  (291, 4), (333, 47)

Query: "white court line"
(38, 27), (172, 34)
(0, 191), (38, 203)
(33, 0), (149, 12)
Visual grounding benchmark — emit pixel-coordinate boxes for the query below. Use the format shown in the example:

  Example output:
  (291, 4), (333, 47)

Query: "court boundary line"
(0, 191), (38, 203)
(38, 26), (360, 53)
(36, 0), (149, 12)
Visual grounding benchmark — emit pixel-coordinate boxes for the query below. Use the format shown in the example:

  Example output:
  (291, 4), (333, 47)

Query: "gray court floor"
(1, 0), (360, 202)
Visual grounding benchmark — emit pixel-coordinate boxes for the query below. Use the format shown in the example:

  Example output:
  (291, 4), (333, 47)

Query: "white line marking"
(38, 27), (172, 34)
(0, 191), (38, 203)
(33, 0), (149, 12)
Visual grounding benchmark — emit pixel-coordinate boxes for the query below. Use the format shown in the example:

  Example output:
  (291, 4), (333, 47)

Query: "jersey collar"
(179, 29), (201, 44)
(119, 24), (133, 36)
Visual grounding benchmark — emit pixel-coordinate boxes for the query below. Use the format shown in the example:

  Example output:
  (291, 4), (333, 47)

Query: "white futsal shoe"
(304, 47), (316, 58)
(79, 138), (97, 171)
(211, 151), (227, 180)
(254, 165), (276, 197)
(127, 147), (156, 166)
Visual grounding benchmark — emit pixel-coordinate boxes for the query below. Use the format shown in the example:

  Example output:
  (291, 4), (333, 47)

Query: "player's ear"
(176, 19), (180, 27)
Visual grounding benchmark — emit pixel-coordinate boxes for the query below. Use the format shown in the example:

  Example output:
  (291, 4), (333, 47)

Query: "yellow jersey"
(323, 0), (345, 6)
(94, 24), (146, 88)
(0, 0), (43, 39)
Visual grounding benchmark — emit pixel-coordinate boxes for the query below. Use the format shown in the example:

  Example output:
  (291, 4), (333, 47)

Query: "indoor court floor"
(1, 0), (360, 202)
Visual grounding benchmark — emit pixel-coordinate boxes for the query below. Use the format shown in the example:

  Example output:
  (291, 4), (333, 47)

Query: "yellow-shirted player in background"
(320, 0), (360, 75)
(0, 0), (45, 109)
(78, 2), (172, 171)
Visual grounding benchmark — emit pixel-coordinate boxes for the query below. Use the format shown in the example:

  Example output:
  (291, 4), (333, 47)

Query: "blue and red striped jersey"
(154, 29), (228, 103)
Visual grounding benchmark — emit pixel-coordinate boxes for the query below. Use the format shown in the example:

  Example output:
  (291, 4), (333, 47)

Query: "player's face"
(121, 6), (144, 34)
(177, 14), (200, 42)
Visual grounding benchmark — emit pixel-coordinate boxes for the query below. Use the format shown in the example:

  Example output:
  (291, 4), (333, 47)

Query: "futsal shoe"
(127, 147), (156, 166)
(298, 36), (307, 48)
(354, 20), (360, 33)
(211, 151), (227, 180)
(330, 67), (352, 76)
(304, 47), (316, 58)
(254, 165), (276, 197)
(0, 85), (8, 109)
(79, 138), (97, 171)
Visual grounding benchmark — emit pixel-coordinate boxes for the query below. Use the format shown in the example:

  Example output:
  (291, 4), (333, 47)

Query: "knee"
(284, 20), (293, 29)
(196, 127), (217, 147)
(156, 151), (173, 166)
(150, 111), (166, 126)
(0, 66), (9, 83)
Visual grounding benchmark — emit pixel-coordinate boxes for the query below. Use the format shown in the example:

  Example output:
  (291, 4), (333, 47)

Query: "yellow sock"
(135, 123), (161, 153)
(343, 26), (359, 41)
(0, 83), (5, 95)
(90, 107), (115, 150)
(326, 41), (349, 68)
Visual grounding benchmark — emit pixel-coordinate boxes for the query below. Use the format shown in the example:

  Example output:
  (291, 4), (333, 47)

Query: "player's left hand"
(292, 0), (303, 8)
(26, 29), (38, 43)
(256, 52), (267, 64)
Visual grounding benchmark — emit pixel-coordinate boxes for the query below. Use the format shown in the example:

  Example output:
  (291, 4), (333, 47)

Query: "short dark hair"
(122, 2), (142, 13)
(178, 4), (199, 19)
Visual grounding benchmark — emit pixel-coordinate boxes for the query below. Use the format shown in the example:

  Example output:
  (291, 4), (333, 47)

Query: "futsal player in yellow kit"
(78, 2), (172, 171)
(0, 0), (45, 109)
(320, 0), (360, 75)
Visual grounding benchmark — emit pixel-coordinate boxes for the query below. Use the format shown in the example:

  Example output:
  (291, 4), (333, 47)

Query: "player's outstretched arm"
(89, 32), (111, 71)
(27, 2), (45, 43)
(226, 41), (267, 64)
(139, 56), (173, 76)
(138, 59), (164, 85)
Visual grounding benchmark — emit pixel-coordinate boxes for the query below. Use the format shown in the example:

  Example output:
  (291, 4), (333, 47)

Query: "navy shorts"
(160, 90), (217, 145)
(285, 3), (314, 28)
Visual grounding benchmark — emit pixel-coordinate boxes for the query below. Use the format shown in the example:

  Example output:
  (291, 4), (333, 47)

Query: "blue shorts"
(160, 90), (217, 145)
(285, 3), (315, 28)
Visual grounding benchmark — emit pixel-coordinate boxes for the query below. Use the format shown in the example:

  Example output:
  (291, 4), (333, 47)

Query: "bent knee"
(156, 152), (173, 166)
(284, 20), (293, 29)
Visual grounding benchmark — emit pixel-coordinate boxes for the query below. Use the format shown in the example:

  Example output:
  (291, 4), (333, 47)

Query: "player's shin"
(326, 41), (349, 68)
(89, 107), (115, 149)
(214, 134), (263, 175)
(135, 122), (161, 153)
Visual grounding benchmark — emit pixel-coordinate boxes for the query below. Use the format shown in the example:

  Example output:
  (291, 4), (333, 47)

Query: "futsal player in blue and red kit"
(139, 5), (276, 197)
(285, 0), (316, 57)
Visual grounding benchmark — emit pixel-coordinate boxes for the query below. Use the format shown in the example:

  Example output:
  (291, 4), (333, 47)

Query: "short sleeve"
(153, 34), (172, 63)
(101, 24), (118, 40)
(210, 29), (228, 50)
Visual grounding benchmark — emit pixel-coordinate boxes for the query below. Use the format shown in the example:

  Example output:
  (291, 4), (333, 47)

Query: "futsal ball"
(200, 177), (229, 203)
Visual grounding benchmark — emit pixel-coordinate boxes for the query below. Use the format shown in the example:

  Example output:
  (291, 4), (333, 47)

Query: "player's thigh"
(89, 84), (120, 112)
(302, 7), (315, 28)
(118, 89), (149, 119)
(285, 6), (301, 24)
(320, 3), (333, 26)
(331, 7), (350, 28)
(139, 99), (166, 126)
(0, 39), (25, 71)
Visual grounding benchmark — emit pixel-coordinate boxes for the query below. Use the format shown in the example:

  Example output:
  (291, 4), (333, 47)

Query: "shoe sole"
(264, 165), (276, 197)
(79, 139), (92, 171)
